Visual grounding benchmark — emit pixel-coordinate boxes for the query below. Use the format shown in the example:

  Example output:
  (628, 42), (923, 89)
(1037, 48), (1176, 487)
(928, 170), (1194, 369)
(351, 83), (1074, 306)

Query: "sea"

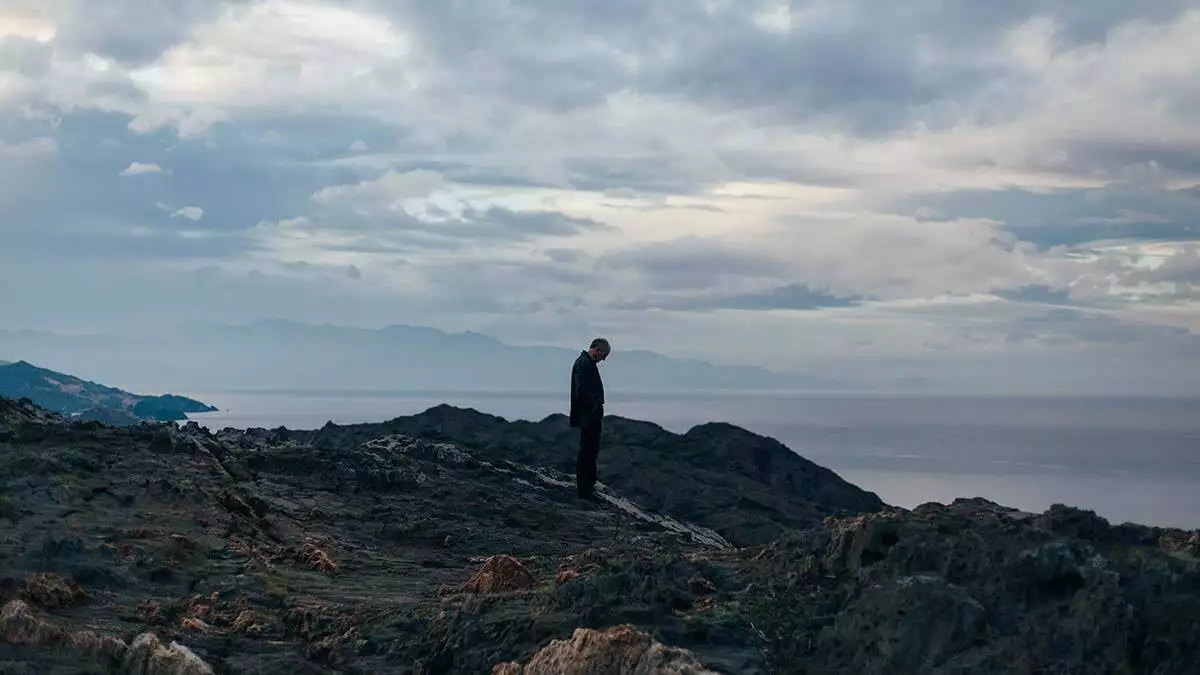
(179, 390), (1200, 531)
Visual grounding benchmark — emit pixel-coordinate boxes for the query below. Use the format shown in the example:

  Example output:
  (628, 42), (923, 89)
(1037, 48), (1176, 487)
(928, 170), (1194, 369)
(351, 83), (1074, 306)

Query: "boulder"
(464, 555), (535, 594)
(499, 625), (719, 674)
(122, 632), (214, 675)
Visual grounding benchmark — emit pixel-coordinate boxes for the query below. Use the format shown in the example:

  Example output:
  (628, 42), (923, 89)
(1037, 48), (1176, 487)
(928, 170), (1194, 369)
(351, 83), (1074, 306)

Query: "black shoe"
(577, 491), (602, 503)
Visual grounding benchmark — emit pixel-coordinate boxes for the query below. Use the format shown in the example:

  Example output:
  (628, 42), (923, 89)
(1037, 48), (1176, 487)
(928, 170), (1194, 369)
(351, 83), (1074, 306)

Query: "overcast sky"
(1, 1), (1199, 385)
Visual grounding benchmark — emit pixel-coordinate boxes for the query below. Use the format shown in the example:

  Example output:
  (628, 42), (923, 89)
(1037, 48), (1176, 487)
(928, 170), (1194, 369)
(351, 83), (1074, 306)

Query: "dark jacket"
(569, 350), (605, 427)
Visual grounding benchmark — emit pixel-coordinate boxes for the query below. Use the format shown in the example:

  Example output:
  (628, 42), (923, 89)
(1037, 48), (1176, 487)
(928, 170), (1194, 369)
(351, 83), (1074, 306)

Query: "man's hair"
(589, 337), (611, 353)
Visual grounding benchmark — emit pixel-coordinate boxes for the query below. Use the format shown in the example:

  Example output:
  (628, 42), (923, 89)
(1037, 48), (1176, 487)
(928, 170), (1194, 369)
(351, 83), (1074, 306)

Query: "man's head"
(587, 337), (611, 362)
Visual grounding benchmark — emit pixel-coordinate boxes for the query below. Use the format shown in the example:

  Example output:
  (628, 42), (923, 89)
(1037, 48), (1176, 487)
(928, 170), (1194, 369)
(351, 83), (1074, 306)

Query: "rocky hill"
(1, 396), (1198, 674)
(0, 361), (216, 425)
(285, 404), (886, 547)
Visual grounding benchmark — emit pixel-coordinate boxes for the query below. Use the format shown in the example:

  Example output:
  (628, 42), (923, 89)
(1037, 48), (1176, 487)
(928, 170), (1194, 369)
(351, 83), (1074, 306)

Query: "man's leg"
(576, 420), (602, 497)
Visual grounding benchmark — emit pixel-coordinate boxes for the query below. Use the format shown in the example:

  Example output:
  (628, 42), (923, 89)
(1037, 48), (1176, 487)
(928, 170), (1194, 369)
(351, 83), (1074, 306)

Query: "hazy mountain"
(0, 360), (216, 424)
(0, 321), (843, 393)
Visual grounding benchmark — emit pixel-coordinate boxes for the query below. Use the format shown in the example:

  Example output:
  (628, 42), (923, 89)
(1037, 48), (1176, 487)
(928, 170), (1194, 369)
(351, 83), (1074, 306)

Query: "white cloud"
(119, 161), (165, 176)
(311, 169), (445, 208)
(171, 206), (204, 221)
(122, 1), (413, 134)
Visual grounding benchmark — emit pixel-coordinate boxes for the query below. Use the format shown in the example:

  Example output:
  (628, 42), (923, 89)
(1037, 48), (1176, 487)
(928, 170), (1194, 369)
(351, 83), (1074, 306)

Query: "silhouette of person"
(569, 338), (610, 501)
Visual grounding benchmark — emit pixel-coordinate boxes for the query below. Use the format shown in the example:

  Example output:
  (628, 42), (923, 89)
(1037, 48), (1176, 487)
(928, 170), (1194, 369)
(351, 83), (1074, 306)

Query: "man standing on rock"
(570, 338), (610, 501)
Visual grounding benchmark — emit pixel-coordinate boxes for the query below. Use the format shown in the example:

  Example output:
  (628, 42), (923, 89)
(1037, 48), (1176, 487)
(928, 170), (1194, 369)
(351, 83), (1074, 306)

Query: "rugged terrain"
(0, 361), (216, 425)
(2, 395), (1199, 674)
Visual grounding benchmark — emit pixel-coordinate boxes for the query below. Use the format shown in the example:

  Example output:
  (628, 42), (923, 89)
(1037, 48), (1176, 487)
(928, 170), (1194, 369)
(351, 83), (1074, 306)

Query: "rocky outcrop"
(1, 601), (64, 648)
(464, 555), (536, 594)
(122, 633), (214, 675)
(494, 625), (719, 674)
(0, 396), (61, 437)
(296, 404), (886, 547)
(19, 573), (89, 608)
(1, 396), (1198, 674)
(745, 498), (1200, 673)
(1, 600), (213, 674)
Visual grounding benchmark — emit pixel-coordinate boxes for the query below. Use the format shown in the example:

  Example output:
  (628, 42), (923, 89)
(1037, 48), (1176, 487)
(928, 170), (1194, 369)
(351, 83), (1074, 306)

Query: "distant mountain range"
(0, 321), (844, 393)
(0, 361), (216, 425)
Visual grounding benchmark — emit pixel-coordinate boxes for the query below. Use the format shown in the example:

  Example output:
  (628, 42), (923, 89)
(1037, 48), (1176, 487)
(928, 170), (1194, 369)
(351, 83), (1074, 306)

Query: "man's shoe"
(577, 491), (602, 503)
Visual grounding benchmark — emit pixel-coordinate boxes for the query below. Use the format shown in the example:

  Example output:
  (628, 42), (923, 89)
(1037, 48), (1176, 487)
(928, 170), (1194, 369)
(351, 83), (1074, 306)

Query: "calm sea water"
(181, 390), (1200, 530)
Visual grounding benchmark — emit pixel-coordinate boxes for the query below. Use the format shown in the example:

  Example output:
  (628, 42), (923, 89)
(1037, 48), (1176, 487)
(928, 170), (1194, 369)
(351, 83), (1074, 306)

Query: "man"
(569, 337), (610, 501)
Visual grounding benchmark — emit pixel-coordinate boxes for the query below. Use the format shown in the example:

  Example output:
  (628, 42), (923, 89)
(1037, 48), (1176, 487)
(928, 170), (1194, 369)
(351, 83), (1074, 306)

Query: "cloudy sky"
(1, 1), (1199, 386)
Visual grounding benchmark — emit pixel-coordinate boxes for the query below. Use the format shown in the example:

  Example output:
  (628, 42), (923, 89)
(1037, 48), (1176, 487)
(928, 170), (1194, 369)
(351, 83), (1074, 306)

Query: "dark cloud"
(463, 207), (612, 238)
(1051, 139), (1200, 182)
(1011, 221), (1197, 249)
(901, 184), (1200, 249)
(376, 1), (686, 113)
(51, 0), (251, 66)
(615, 284), (864, 312)
(641, 20), (1019, 136)
(599, 236), (788, 290)
(383, 0), (1193, 134)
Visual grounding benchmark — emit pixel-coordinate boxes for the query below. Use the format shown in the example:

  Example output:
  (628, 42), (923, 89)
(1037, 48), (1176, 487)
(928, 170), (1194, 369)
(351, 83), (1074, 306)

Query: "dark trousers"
(576, 418), (602, 496)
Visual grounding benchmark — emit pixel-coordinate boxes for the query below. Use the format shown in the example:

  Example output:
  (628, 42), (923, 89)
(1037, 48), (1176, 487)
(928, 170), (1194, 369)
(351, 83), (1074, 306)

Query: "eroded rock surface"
(1, 397), (1198, 674)
(495, 625), (719, 674)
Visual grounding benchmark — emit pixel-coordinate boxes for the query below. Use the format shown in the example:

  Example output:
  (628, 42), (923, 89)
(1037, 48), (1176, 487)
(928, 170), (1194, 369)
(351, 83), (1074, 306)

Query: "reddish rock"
(298, 538), (341, 576)
(506, 625), (718, 674)
(464, 555), (535, 594)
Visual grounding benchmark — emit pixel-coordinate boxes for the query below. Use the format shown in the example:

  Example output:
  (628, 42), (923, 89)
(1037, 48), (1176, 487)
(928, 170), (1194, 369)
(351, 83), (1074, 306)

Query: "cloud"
(311, 169), (445, 206)
(170, 206), (204, 221)
(1004, 308), (1200, 355)
(21, 1), (250, 66)
(616, 284), (865, 312)
(119, 161), (165, 176)
(254, 203), (612, 259)
(1, 0), (1198, 389)
(600, 236), (789, 291)
(994, 285), (1075, 306)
